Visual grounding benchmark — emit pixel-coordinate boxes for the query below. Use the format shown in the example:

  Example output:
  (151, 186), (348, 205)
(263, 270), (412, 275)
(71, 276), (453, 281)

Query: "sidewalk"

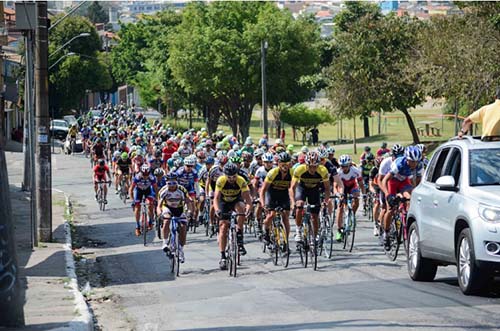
(2, 145), (92, 331)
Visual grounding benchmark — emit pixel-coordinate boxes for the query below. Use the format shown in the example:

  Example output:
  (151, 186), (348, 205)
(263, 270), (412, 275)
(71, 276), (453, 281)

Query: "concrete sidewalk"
(2, 147), (92, 331)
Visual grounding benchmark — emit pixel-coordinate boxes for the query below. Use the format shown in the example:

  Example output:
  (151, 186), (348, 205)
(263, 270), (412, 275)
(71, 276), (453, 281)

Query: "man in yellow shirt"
(459, 88), (500, 139)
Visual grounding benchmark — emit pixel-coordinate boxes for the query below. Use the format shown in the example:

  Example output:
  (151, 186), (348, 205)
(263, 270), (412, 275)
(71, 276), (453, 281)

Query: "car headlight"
(479, 204), (500, 223)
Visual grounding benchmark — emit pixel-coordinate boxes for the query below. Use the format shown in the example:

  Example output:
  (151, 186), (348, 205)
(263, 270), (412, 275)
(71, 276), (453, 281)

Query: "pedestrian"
(310, 126), (319, 146)
(459, 87), (500, 139)
(280, 128), (285, 143)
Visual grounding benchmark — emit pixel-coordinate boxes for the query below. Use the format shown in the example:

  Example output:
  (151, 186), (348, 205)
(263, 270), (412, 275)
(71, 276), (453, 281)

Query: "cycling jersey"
(162, 146), (177, 162)
(208, 166), (224, 192)
(337, 166), (362, 189)
(379, 157), (393, 177)
(215, 175), (249, 202)
(81, 127), (91, 139)
(238, 168), (250, 183)
(116, 158), (132, 173)
(92, 144), (105, 158)
(158, 185), (189, 210)
(390, 157), (423, 181)
(265, 167), (293, 191)
(93, 165), (109, 178)
(68, 127), (78, 138)
(156, 176), (167, 190)
(148, 157), (163, 171)
(249, 160), (262, 176)
(132, 156), (145, 173)
(175, 167), (199, 194)
(133, 172), (156, 190)
(292, 164), (329, 189)
(178, 147), (191, 158)
(254, 165), (272, 188)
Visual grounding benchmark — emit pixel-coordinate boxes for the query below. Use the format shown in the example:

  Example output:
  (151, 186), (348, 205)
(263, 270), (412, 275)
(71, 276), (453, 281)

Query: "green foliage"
(86, 1), (108, 24)
(48, 16), (110, 113)
(281, 104), (333, 128)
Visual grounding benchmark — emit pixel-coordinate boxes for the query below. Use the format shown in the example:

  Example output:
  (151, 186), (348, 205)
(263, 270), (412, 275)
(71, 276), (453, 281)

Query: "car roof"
(443, 136), (500, 151)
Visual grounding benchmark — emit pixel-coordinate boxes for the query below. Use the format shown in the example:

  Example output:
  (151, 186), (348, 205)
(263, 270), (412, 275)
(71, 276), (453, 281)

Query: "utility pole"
(35, 1), (52, 242)
(261, 40), (268, 136)
(0, 1), (26, 326)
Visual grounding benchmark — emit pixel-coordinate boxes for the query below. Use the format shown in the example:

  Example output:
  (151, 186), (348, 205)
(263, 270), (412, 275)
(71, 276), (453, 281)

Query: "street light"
(49, 33), (91, 59)
(49, 52), (76, 71)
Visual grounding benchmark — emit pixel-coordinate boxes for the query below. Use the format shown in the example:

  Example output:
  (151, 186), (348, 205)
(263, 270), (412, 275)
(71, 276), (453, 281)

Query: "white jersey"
(336, 166), (362, 187)
(378, 157), (393, 177)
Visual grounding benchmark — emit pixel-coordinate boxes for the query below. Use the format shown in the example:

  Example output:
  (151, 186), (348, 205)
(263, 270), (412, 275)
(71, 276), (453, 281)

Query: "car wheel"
(457, 228), (489, 295)
(407, 222), (437, 281)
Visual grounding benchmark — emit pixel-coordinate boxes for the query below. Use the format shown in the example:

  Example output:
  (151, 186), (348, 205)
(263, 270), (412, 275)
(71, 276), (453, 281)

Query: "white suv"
(407, 136), (500, 295)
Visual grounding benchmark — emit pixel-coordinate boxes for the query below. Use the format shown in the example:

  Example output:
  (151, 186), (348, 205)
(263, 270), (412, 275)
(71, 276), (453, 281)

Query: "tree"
(86, 1), (108, 24)
(280, 104), (333, 144)
(168, 2), (321, 139)
(326, 5), (423, 143)
(48, 15), (111, 114)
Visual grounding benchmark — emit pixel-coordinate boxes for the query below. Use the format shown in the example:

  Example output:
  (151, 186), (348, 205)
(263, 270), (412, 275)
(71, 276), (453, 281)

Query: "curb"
(61, 192), (94, 331)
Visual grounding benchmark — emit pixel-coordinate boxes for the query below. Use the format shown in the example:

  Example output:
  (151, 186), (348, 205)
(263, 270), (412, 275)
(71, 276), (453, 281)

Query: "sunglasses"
(167, 181), (177, 186)
(185, 165), (194, 168)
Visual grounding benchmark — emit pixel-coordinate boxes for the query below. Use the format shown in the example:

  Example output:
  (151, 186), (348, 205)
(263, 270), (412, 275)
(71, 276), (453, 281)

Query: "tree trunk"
(363, 115), (370, 138)
(206, 105), (219, 135)
(238, 103), (253, 142)
(400, 108), (420, 144)
(353, 118), (357, 155)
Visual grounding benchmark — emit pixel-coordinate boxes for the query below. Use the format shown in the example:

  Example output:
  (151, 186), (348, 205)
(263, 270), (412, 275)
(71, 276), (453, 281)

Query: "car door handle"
(417, 197), (422, 202)
(433, 200), (438, 206)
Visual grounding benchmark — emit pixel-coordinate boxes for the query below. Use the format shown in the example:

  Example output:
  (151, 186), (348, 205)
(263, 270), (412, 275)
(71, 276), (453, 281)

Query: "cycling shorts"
(295, 185), (320, 214)
(388, 178), (412, 196)
(94, 175), (107, 183)
(218, 198), (243, 219)
(344, 184), (360, 196)
(161, 206), (185, 219)
(265, 190), (290, 211)
(133, 187), (155, 205)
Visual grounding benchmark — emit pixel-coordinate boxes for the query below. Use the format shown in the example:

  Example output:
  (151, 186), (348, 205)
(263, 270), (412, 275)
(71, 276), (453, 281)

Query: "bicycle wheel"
(322, 215), (332, 259)
(142, 206), (147, 246)
(302, 226), (309, 268)
(156, 216), (163, 240)
(348, 213), (356, 253)
(307, 222), (317, 271)
(278, 226), (289, 268)
(169, 234), (176, 274)
(230, 228), (238, 277)
(175, 233), (181, 277)
(342, 210), (350, 250)
(273, 227), (279, 266)
(386, 218), (401, 261)
(204, 210), (209, 237)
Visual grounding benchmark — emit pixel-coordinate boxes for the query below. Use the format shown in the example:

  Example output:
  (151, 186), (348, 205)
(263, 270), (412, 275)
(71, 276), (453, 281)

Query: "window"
(426, 147), (450, 183)
(443, 148), (461, 186)
(469, 148), (500, 186)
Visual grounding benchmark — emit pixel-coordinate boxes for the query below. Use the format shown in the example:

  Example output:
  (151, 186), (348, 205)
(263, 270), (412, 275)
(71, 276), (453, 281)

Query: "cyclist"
(326, 146), (339, 168)
(93, 159), (111, 203)
(214, 163), (252, 270)
(377, 144), (404, 235)
(360, 153), (375, 214)
(81, 125), (91, 155)
(416, 143), (429, 169)
(319, 151), (344, 218)
(114, 152), (132, 194)
(376, 142), (390, 158)
(252, 152), (274, 236)
(149, 149), (165, 172)
(360, 146), (372, 162)
(260, 152), (293, 245)
(157, 173), (193, 263)
(198, 156), (215, 225)
(129, 164), (158, 236)
(91, 138), (106, 166)
(154, 168), (167, 190)
(290, 151), (331, 243)
(380, 146), (423, 249)
(207, 155), (227, 233)
(336, 155), (365, 241)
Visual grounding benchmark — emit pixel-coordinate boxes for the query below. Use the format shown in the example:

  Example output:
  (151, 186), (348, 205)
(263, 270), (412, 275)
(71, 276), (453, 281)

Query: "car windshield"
(469, 148), (500, 186)
(53, 120), (68, 128)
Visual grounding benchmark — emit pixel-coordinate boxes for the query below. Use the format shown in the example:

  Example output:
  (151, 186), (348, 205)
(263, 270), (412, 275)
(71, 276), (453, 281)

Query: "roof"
(315, 10), (332, 18)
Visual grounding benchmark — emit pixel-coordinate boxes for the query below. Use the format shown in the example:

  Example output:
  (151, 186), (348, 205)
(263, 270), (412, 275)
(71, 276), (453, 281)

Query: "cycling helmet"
(154, 168), (164, 176)
(140, 164), (150, 173)
(278, 152), (291, 163)
(287, 144), (295, 152)
(405, 146), (422, 162)
(275, 138), (283, 145)
(109, 131), (116, 137)
(416, 143), (426, 153)
(216, 142), (224, 150)
(136, 149), (144, 157)
(223, 162), (238, 176)
(305, 151), (320, 166)
(245, 137), (253, 145)
(326, 147), (335, 154)
(227, 150), (236, 158)
(206, 139), (213, 146)
(391, 144), (404, 157)
(120, 140), (126, 147)
(381, 142), (388, 148)
(339, 154), (352, 167)
(172, 152), (180, 159)
(174, 159), (184, 168)
(130, 145), (137, 152)
(121, 152), (128, 160)
(254, 149), (264, 157)
(184, 156), (196, 166)
(366, 153), (375, 161)
(241, 151), (252, 161)
(98, 159), (105, 166)
(95, 138), (102, 143)
(318, 150), (328, 159)
(196, 150), (206, 159)
(232, 144), (240, 151)
(206, 156), (215, 164)
(154, 150), (162, 158)
(262, 152), (274, 163)
(364, 146), (371, 152)
(113, 150), (121, 158)
(219, 155), (228, 165)
(229, 156), (242, 164)
(166, 172), (177, 181)
(275, 146), (286, 153)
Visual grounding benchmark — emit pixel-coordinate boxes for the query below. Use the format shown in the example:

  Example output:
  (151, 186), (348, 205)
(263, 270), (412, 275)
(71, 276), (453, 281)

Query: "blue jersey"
(81, 127), (91, 139)
(133, 173), (156, 190)
(390, 157), (423, 181)
(148, 157), (164, 171)
(156, 176), (167, 190)
(195, 162), (203, 173)
(175, 167), (199, 194)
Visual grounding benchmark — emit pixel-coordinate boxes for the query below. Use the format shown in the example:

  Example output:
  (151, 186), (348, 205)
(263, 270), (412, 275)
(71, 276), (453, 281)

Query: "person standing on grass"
(459, 87), (500, 139)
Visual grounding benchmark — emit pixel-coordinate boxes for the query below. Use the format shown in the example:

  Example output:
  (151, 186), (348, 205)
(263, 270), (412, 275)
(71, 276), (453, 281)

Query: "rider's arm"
(213, 189), (221, 214)
(357, 176), (366, 195)
(333, 174), (344, 195)
(289, 178), (298, 209)
(381, 173), (393, 197)
(323, 180), (331, 201)
(242, 190), (252, 213)
(259, 180), (270, 207)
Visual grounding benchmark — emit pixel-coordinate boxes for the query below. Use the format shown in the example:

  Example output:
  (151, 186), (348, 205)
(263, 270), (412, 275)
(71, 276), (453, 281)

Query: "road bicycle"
(297, 203), (318, 270)
(139, 198), (154, 246)
(118, 174), (129, 204)
(263, 207), (289, 268)
(200, 197), (210, 237)
(318, 201), (334, 259)
(165, 216), (186, 277)
(385, 195), (410, 261)
(365, 191), (375, 223)
(225, 212), (246, 277)
(341, 194), (356, 252)
(96, 181), (110, 211)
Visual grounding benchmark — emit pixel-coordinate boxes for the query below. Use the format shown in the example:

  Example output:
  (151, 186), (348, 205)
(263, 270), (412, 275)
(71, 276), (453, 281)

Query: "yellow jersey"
(292, 164), (329, 189)
(265, 167), (293, 191)
(215, 175), (249, 202)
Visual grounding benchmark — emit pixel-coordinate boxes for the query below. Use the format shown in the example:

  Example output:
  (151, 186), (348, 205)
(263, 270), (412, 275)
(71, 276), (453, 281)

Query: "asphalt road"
(52, 152), (500, 331)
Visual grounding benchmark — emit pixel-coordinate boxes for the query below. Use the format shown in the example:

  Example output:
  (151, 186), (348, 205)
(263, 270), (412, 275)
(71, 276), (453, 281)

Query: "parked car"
(50, 119), (69, 140)
(63, 115), (78, 128)
(407, 136), (500, 295)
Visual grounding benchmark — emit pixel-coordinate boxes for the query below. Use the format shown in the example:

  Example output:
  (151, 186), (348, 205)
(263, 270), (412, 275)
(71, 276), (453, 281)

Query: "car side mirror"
(436, 176), (458, 192)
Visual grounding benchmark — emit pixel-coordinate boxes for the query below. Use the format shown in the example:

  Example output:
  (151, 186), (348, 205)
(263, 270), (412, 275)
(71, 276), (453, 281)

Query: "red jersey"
(162, 146), (177, 162)
(93, 165), (109, 178)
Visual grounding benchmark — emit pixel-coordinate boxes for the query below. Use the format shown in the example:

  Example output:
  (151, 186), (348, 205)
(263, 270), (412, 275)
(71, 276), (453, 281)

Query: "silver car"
(407, 136), (500, 295)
